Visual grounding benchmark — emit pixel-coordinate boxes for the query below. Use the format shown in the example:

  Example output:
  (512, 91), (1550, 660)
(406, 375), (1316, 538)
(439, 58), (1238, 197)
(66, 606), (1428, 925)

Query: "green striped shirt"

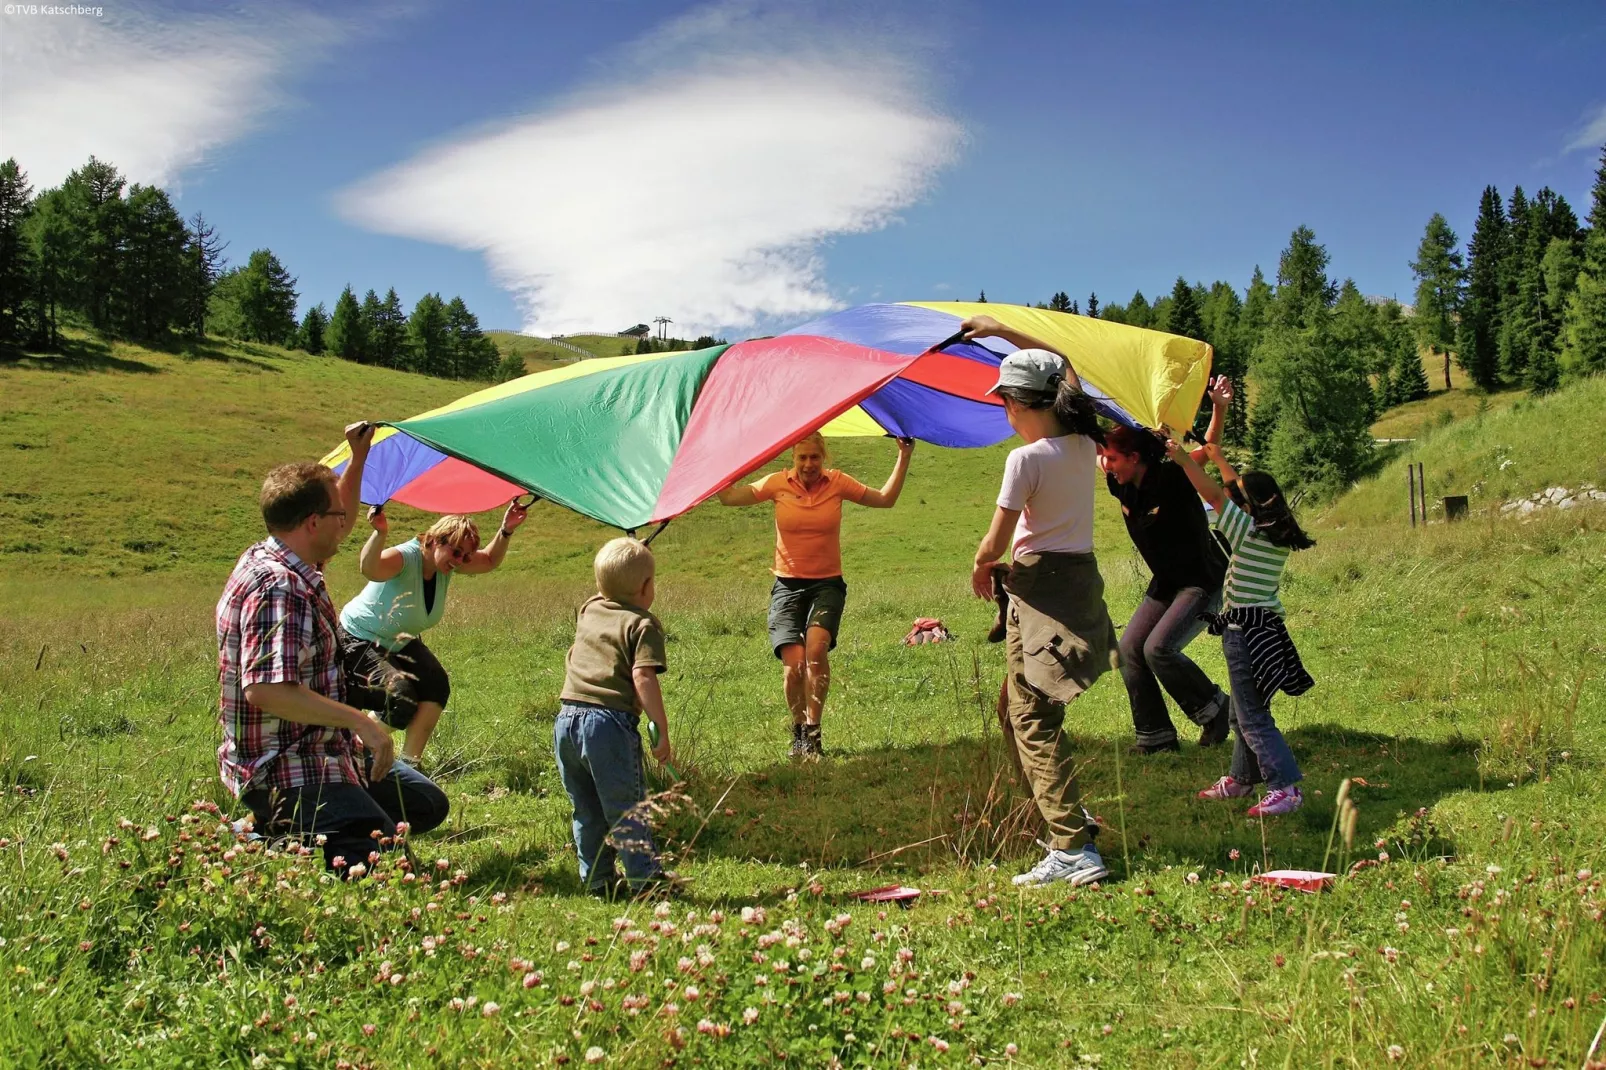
(1214, 499), (1290, 614)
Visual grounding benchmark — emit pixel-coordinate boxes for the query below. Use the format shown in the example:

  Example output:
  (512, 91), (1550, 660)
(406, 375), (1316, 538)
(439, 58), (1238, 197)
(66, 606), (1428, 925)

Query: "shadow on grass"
(0, 335), (160, 374)
(175, 338), (284, 373)
(653, 724), (1486, 880)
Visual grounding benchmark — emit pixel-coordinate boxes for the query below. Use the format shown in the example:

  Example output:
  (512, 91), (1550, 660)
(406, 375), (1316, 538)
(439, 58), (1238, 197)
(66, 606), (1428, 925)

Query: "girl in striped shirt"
(1165, 434), (1316, 817)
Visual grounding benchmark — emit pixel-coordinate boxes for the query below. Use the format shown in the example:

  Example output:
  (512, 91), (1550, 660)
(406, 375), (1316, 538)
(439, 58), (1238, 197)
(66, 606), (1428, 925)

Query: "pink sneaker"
(1246, 786), (1303, 817)
(1197, 776), (1253, 800)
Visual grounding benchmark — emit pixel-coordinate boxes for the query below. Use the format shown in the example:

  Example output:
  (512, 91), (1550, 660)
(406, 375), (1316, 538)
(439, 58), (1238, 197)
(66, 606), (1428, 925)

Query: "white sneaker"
(1011, 844), (1109, 887)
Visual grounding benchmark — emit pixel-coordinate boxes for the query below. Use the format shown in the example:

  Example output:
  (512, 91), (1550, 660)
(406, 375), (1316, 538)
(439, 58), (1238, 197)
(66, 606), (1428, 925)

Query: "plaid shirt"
(215, 537), (362, 796)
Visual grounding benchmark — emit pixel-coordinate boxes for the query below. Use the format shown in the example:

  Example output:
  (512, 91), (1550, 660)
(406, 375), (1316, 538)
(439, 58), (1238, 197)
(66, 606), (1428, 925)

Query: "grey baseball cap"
(984, 348), (1068, 395)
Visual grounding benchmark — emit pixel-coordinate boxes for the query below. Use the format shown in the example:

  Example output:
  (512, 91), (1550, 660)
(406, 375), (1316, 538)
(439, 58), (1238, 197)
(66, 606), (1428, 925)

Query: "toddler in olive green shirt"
(554, 538), (673, 896)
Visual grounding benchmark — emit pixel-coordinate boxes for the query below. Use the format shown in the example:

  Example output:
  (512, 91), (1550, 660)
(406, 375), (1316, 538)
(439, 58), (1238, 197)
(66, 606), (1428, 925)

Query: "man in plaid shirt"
(218, 423), (449, 869)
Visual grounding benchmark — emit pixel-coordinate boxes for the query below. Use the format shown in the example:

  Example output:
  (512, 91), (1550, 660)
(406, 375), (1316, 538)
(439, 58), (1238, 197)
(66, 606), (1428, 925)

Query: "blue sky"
(4, 0), (1604, 334)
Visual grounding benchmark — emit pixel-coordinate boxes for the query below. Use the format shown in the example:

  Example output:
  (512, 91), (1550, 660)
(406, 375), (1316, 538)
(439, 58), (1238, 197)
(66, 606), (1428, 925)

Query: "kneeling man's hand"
(356, 717), (396, 782)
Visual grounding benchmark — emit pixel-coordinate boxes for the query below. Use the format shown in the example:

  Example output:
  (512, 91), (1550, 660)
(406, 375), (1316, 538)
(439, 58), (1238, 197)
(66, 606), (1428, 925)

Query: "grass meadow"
(1, 337), (1603, 1067)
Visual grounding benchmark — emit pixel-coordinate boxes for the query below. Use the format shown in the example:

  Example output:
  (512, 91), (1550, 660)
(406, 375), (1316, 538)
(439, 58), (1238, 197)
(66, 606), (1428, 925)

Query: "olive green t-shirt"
(560, 595), (667, 711)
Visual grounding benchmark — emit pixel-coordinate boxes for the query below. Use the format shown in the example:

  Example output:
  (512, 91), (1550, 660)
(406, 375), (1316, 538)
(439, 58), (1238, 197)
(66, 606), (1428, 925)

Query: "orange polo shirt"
(750, 469), (870, 579)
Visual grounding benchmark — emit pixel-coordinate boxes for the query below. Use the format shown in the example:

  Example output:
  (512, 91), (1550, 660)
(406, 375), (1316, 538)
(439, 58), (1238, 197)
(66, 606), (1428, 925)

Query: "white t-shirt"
(997, 434), (1097, 556)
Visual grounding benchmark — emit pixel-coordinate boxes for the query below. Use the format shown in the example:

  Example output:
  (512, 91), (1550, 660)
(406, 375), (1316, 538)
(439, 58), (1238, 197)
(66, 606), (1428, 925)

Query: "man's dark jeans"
(242, 759), (449, 870)
(1118, 587), (1227, 749)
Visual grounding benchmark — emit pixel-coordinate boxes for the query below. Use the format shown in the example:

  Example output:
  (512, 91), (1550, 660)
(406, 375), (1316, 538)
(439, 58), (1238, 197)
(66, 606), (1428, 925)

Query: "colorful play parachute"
(321, 302), (1211, 531)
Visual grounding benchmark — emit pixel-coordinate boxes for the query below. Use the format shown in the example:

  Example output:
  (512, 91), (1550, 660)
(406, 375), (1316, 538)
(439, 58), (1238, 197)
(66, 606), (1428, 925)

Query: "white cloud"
(0, 4), (345, 188)
(1564, 102), (1606, 154)
(336, 3), (964, 336)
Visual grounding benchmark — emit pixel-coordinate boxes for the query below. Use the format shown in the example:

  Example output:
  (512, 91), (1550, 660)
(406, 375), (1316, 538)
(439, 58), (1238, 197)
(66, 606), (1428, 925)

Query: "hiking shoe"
(1246, 786), (1303, 817)
(801, 724), (824, 760)
(1197, 775), (1253, 800)
(789, 723), (806, 759)
(1197, 695), (1231, 748)
(1011, 844), (1109, 887)
(1129, 739), (1181, 756)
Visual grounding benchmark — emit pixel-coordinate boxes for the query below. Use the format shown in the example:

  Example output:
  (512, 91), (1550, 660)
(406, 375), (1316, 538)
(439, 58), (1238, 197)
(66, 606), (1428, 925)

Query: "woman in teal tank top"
(340, 501), (527, 764)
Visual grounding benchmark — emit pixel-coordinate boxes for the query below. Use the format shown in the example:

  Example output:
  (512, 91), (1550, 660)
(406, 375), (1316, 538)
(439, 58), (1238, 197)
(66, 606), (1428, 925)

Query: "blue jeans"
(1222, 628), (1303, 791)
(1118, 587), (1227, 748)
(553, 702), (661, 891)
(241, 758), (450, 871)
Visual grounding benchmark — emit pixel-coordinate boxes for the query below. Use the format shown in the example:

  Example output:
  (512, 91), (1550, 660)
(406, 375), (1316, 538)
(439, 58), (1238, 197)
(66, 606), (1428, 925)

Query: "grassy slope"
(488, 331), (640, 364)
(1, 339), (1603, 1067)
(1336, 374), (1606, 526)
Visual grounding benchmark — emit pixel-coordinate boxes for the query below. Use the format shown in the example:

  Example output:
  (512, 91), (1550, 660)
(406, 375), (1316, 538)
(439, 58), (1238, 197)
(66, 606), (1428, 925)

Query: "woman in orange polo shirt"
(717, 432), (915, 759)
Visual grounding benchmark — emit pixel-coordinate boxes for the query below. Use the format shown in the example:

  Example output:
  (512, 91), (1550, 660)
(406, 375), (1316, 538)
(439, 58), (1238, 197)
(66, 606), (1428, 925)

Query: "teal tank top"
(340, 538), (451, 652)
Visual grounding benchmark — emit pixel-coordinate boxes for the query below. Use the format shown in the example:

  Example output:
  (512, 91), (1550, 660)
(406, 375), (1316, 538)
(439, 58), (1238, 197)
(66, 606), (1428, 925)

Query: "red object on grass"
(1251, 869), (1336, 893)
(851, 885), (923, 903)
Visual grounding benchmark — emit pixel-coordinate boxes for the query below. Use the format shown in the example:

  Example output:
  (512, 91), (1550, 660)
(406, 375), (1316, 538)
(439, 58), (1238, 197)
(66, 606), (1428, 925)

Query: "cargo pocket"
(1018, 612), (1092, 704)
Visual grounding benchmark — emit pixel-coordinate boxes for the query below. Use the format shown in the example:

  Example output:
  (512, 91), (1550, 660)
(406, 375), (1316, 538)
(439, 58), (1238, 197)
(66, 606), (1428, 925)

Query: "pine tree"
(408, 292), (450, 376)
(1332, 280), (1386, 419)
(444, 296), (497, 379)
(1384, 302), (1430, 402)
(1125, 289), (1153, 329)
(1200, 281), (1248, 442)
(977, 290), (987, 303)
(1240, 265), (1274, 363)
(1164, 276), (1204, 339)
(496, 350), (527, 382)
(1252, 228), (1372, 494)
(370, 288), (408, 368)
(1457, 186), (1506, 391)
(239, 249), (298, 344)
(326, 285), (367, 362)
(0, 159), (34, 347)
(1048, 291), (1072, 313)
(179, 212), (226, 340)
(1409, 213), (1466, 391)
(59, 157), (127, 331)
(1560, 145), (1606, 377)
(23, 189), (72, 350)
(1498, 187), (1532, 380)
(359, 289), (384, 364)
(117, 184), (187, 340)
(297, 303), (329, 355)
(1071, 299), (1080, 315)
(1086, 292), (1099, 318)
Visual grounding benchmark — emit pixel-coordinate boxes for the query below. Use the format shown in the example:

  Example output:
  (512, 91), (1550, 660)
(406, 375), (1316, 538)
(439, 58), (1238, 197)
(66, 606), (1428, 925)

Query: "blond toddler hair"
(594, 537), (654, 601)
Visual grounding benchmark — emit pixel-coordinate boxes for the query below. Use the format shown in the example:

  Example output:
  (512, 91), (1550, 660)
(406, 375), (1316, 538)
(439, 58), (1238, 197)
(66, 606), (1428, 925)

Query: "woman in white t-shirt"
(965, 314), (1118, 889)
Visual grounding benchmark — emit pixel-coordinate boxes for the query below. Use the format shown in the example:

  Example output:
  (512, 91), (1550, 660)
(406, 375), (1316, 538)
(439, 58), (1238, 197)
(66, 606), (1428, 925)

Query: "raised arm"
(960, 314), (1082, 391)
(1164, 434), (1227, 512)
(456, 500), (530, 575)
(858, 438), (915, 508)
(1203, 375), (1231, 447)
(357, 506), (405, 582)
(334, 422), (376, 545)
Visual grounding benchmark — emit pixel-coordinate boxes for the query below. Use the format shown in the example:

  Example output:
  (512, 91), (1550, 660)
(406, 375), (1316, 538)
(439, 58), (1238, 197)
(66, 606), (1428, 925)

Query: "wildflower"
(1387, 1044), (1404, 1060)
(697, 1018), (716, 1035)
(584, 1046), (605, 1063)
(362, 1024), (376, 1036)
(1002, 992), (1022, 1007)
(449, 998), (465, 1013)
(743, 1007), (759, 1025)
(629, 950), (649, 973)
(482, 1002), (500, 1017)
(861, 955), (876, 970)
(1006, 1042), (1019, 1057)
(79, 940), (93, 952)
(896, 947), (914, 963)
(348, 863), (367, 878)
(315, 834), (328, 846)
(654, 901), (672, 919)
(556, 940), (571, 953)
(1102, 1024), (1113, 1035)
(581, 981), (597, 997)
(395, 821), (410, 836)
(332, 856), (348, 870)
(929, 1037), (949, 1053)
(1486, 864), (1503, 876)
(51, 843), (68, 861)
(524, 971), (543, 989)
(1186, 872), (1200, 885)
(1229, 848), (1241, 861)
